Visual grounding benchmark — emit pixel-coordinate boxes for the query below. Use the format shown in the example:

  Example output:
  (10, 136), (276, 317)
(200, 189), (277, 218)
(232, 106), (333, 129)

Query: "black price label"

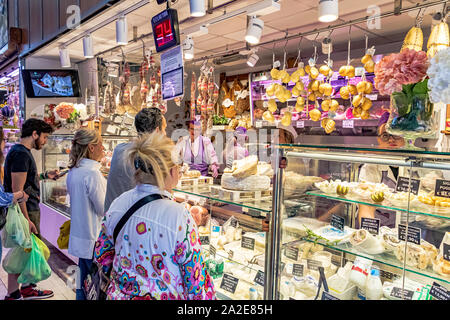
(241, 236), (255, 250)
(444, 243), (450, 262)
(391, 287), (414, 300)
(248, 208), (262, 217)
(280, 262), (286, 273)
(254, 270), (265, 286)
(380, 269), (399, 281)
(284, 246), (299, 260)
(361, 217), (380, 235)
(307, 259), (322, 271)
(199, 236), (210, 245)
(210, 244), (216, 258)
(396, 176), (420, 195)
(230, 218), (238, 228)
(430, 282), (450, 300)
(292, 264), (304, 277)
(331, 214), (345, 232)
(321, 291), (339, 300)
(398, 224), (421, 245)
(435, 179), (450, 199)
(220, 274), (239, 294)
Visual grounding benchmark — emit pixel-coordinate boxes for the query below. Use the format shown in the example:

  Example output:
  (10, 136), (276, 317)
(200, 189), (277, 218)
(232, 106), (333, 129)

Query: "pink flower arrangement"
(374, 48), (429, 95)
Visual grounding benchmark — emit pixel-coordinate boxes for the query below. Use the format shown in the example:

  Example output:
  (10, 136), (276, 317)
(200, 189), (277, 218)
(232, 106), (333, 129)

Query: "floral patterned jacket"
(93, 184), (216, 300)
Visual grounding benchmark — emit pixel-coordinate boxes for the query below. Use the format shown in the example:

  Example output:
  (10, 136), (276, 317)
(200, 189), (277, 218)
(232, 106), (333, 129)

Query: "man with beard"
(3, 118), (60, 300)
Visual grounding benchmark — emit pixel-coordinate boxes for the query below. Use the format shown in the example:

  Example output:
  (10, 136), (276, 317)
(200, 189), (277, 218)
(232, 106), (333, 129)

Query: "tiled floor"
(1, 238), (76, 300)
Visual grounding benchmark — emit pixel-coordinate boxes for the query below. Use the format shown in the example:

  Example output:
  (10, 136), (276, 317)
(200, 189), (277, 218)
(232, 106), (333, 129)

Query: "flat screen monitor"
(22, 69), (81, 98)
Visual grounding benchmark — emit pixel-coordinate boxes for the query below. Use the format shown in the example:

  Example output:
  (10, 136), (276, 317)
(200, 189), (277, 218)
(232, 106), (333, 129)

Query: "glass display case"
(271, 144), (450, 300)
(41, 134), (133, 217)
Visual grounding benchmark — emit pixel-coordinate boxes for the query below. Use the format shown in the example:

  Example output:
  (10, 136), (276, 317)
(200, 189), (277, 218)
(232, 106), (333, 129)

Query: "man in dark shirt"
(3, 118), (59, 300)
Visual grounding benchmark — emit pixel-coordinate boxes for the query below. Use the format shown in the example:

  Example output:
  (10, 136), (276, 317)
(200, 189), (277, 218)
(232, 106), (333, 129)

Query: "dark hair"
(0, 127), (4, 164)
(135, 107), (163, 134)
(21, 118), (54, 138)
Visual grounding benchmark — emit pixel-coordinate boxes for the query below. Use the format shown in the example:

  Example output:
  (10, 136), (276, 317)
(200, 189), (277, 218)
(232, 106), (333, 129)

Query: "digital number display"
(155, 18), (174, 47)
(151, 9), (180, 52)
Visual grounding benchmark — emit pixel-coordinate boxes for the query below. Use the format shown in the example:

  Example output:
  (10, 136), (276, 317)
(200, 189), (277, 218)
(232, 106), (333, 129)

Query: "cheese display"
(221, 156), (272, 191)
(282, 217), (327, 240)
(284, 171), (324, 196)
(221, 173), (270, 191)
(350, 229), (385, 255)
(230, 155), (258, 179)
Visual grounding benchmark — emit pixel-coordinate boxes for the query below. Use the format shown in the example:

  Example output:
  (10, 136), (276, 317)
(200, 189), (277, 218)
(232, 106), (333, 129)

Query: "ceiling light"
(247, 53), (259, 67)
(7, 69), (20, 78)
(83, 34), (94, 58)
(190, 0), (206, 17)
(247, 0), (280, 16)
(245, 16), (264, 45)
(59, 47), (71, 68)
(318, 0), (339, 23)
(0, 76), (10, 84)
(183, 36), (194, 60)
(116, 16), (128, 45)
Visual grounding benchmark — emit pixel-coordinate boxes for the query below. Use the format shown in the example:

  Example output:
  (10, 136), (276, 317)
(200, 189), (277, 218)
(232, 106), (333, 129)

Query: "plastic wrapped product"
(395, 243), (429, 270)
(221, 173), (270, 191)
(350, 229), (385, 255)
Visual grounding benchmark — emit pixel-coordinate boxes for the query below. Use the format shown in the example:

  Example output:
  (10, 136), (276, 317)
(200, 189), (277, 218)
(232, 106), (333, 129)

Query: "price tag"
(366, 94), (378, 101)
(435, 179), (450, 198)
(321, 291), (339, 300)
(395, 176), (420, 195)
(380, 269), (399, 281)
(220, 274), (239, 294)
(241, 236), (255, 250)
(254, 270), (265, 286)
(210, 244), (216, 258)
(307, 259), (322, 271)
(255, 121), (263, 128)
(230, 218), (238, 228)
(391, 287), (414, 300)
(296, 120), (305, 128)
(331, 214), (345, 232)
(199, 236), (210, 245)
(398, 224), (421, 245)
(248, 208), (262, 217)
(280, 262), (286, 273)
(430, 282), (450, 300)
(361, 217), (380, 235)
(342, 119), (354, 129)
(292, 264), (304, 277)
(443, 243), (450, 262)
(284, 247), (299, 260)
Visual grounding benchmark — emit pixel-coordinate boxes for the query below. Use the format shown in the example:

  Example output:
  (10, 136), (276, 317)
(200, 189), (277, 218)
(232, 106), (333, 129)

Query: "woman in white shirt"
(94, 132), (215, 300)
(66, 129), (106, 300)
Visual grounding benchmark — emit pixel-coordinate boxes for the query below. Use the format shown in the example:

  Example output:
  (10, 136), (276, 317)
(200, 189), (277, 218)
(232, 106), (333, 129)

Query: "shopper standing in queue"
(104, 107), (167, 212)
(3, 119), (60, 300)
(94, 132), (215, 299)
(66, 129), (107, 300)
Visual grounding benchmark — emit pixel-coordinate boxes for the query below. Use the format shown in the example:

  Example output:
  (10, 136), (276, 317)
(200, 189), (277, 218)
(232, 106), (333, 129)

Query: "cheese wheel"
(221, 173), (271, 191)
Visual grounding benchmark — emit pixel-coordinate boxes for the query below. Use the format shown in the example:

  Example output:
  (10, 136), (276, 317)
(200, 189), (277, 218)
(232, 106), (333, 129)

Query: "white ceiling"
(30, 0), (448, 70)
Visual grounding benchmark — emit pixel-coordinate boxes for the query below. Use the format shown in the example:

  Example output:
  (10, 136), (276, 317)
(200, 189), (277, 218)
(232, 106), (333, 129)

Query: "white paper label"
(256, 121), (263, 128)
(355, 67), (365, 77)
(296, 120), (305, 128)
(366, 94), (378, 101)
(343, 119), (354, 128)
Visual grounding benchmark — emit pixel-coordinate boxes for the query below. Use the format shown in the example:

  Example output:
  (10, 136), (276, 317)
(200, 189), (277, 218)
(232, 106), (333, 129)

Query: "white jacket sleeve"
(85, 172), (107, 217)
(203, 137), (218, 165)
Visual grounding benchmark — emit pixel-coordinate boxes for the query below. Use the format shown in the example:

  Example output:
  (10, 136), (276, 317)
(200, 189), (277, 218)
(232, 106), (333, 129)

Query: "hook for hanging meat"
(140, 38), (146, 58)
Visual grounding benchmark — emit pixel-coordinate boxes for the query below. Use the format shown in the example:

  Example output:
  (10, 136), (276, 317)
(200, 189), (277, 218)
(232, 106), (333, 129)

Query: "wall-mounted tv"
(22, 69), (81, 98)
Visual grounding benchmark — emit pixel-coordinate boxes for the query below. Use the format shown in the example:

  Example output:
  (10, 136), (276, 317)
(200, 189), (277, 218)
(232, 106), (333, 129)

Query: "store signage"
(199, 235), (210, 245)
(151, 8), (180, 52)
(443, 243), (450, 262)
(331, 214), (345, 232)
(210, 244), (216, 258)
(398, 224), (421, 245)
(220, 274), (239, 294)
(307, 259), (322, 271)
(391, 287), (414, 300)
(241, 236), (255, 250)
(342, 119), (354, 129)
(361, 217), (380, 235)
(321, 291), (339, 300)
(435, 179), (450, 198)
(430, 282), (450, 300)
(292, 264), (304, 277)
(296, 120), (305, 128)
(254, 270), (265, 286)
(160, 45), (184, 101)
(395, 176), (420, 195)
(284, 246), (299, 260)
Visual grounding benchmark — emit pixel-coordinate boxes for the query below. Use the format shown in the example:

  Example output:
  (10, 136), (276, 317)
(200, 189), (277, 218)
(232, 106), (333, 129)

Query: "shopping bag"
(2, 247), (31, 274)
(57, 220), (70, 250)
(17, 234), (52, 284)
(1, 204), (31, 249)
(34, 235), (50, 261)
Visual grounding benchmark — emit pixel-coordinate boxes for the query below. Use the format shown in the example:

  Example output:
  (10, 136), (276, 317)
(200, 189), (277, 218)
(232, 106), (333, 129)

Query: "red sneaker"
(20, 286), (54, 300)
(4, 295), (23, 300)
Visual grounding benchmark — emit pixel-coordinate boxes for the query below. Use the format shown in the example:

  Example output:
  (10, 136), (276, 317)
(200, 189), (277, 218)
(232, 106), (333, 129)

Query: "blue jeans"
(0, 235), (2, 265)
(76, 258), (93, 300)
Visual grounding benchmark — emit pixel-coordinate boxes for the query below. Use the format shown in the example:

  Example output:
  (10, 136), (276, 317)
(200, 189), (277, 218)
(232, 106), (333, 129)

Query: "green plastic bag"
(34, 235), (50, 261)
(1, 204), (31, 249)
(17, 234), (52, 284)
(2, 247), (31, 274)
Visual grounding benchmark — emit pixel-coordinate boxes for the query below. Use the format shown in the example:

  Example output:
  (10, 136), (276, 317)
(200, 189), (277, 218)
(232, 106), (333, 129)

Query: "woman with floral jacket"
(93, 132), (215, 300)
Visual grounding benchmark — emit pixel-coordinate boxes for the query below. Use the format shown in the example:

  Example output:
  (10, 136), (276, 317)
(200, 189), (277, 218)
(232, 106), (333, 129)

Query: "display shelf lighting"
(245, 16), (264, 45)
(0, 76), (10, 84)
(318, 0), (339, 23)
(190, 0), (206, 17)
(59, 47), (71, 68)
(183, 36), (194, 60)
(116, 16), (128, 45)
(247, 53), (259, 67)
(6, 69), (20, 78)
(83, 34), (94, 58)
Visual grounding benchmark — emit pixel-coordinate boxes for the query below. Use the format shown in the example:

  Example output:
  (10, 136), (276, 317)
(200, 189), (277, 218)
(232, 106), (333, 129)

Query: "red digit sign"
(156, 23), (164, 45)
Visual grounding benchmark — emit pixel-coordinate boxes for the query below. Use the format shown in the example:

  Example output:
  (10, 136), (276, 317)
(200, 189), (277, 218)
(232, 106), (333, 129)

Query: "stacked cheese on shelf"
(221, 156), (271, 191)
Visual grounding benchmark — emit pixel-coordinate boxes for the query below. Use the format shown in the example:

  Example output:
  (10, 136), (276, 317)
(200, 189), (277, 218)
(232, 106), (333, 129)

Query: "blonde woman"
(93, 132), (215, 300)
(66, 129), (106, 300)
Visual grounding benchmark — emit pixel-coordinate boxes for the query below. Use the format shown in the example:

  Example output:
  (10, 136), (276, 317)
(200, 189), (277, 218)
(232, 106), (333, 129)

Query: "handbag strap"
(113, 194), (164, 243)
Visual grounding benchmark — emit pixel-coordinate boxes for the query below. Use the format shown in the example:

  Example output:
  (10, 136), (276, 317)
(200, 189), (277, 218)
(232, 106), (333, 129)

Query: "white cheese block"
(221, 173), (270, 191)
(231, 155), (258, 179)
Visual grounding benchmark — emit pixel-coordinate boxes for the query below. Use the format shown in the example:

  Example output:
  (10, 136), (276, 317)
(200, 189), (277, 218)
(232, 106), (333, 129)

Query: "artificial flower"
(427, 47), (450, 104)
